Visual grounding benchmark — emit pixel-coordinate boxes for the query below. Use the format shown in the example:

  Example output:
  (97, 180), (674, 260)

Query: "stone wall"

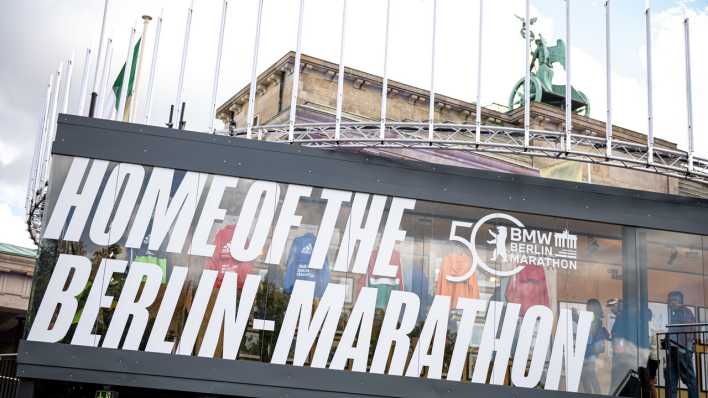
(217, 52), (688, 196)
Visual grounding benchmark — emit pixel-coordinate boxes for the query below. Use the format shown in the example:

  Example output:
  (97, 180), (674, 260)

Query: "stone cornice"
(0, 253), (35, 276)
(216, 52), (679, 150)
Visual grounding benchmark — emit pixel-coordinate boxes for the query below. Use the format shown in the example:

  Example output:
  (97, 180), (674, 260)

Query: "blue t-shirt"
(283, 233), (331, 298)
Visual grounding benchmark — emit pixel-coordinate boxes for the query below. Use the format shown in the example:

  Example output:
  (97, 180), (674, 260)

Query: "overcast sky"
(1, 0), (707, 248)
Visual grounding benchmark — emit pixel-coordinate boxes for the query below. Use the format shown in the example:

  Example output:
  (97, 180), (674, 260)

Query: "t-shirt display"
(129, 171), (188, 284)
(132, 234), (169, 283)
(284, 232), (331, 298)
(505, 265), (550, 315)
(358, 250), (405, 309)
(206, 224), (254, 289)
(405, 265), (431, 308)
(436, 254), (480, 308)
(134, 254), (168, 284)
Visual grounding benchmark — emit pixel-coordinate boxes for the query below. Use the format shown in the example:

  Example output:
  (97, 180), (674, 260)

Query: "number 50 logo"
(446, 213), (527, 282)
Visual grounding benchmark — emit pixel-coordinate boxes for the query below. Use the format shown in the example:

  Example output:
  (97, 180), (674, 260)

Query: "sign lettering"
(30, 158), (592, 392)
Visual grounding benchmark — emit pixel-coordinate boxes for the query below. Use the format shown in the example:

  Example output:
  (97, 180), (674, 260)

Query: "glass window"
(26, 155), (708, 397)
(641, 230), (705, 398)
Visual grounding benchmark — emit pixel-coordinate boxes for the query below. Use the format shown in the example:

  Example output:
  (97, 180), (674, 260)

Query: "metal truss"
(223, 122), (708, 185)
(25, 121), (707, 243)
(26, 193), (45, 246)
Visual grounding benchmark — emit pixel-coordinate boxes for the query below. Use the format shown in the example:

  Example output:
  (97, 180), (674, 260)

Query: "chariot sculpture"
(508, 16), (590, 116)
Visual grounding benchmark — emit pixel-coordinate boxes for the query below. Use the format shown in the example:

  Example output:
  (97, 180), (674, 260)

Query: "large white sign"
(29, 157), (592, 392)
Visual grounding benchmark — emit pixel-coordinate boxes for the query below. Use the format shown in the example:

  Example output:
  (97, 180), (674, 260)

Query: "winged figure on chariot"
(509, 15), (590, 116)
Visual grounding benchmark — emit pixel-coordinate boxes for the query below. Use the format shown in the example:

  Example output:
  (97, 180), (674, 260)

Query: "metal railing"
(220, 122), (708, 185)
(0, 354), (18, 398)
(26, 120), (708, 245)
(654, 323), (708, 398)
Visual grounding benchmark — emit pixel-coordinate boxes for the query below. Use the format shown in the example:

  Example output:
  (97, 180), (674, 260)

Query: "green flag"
(113, 37), (141, 110)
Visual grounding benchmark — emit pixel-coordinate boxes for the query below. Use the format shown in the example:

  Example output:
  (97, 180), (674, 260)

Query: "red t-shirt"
(505, 265), (549, 315)
(206, 225), (254, 289)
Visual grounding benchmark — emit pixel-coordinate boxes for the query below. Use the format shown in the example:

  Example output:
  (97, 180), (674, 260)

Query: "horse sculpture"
(508, 16), (590, 116)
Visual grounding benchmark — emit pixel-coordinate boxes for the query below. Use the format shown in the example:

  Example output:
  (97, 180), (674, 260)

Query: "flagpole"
(645, 0), (654, 164)
(27, 107), (46, 213)
(683, 11), (694, 172)
(209, 0), (229, 134)
(35, 74), (54, 193)
(334, 0), (348, 141)
(49, 62), (63, 142)
(379, 0), (392, 141)
(89, 0), (110, 117)
(97, 38), (113, 118)
(475, 0), (484, 144)
(428, 0), (438, 141)
(61, 53), (75, 114)
(246, 0), (265, 139)
(117, 27), (137, 122)
(175, 0), (194, 129)
(523, 0), (531, 148)
(605, 0), (612, 158)
(128, 15), (152, 123)
(77, 48), (92, 115)
(40, 63), (63, 186)
(564, 0), (572, 153)
(145, 10), (163, 124)
(27, 89), (48, 213)
(37, 74), (54, 187)
(288, 0), (306, 141)
(29, 74), (54, 211)
(102, 45), (115, 118)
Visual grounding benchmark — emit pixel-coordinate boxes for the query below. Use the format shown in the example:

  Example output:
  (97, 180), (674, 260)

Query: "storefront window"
(26, 156), (708, 396)
(641, 230), (705, 398)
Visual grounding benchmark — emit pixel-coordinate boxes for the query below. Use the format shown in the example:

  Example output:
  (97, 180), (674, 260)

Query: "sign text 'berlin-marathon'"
(29, 157), (592, 391)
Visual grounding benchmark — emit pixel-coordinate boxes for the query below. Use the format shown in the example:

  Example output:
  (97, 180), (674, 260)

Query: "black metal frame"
(17, 115), (708, 397)
(48, 115), (708, 235)
(18, 340), (607, 398)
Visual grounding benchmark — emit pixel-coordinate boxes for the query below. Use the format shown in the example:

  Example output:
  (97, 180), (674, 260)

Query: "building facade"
(217, 52), (706, 197)
(0, 243), (35, 353)
(15, 115), (708, 398)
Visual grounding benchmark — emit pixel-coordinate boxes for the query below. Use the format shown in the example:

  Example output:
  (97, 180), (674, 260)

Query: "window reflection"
(26, 156), (708, 397)
(643, 230), (705, 398)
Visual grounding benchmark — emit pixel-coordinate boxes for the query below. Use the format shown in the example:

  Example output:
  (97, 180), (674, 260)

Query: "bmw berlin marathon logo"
(447, 213), (578, 283)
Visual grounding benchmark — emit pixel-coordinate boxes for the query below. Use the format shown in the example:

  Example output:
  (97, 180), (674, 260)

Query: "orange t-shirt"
(436, 254), (480, 307)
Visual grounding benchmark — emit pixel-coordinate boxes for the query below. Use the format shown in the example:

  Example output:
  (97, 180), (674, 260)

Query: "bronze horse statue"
(509, 16), (590, 116)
